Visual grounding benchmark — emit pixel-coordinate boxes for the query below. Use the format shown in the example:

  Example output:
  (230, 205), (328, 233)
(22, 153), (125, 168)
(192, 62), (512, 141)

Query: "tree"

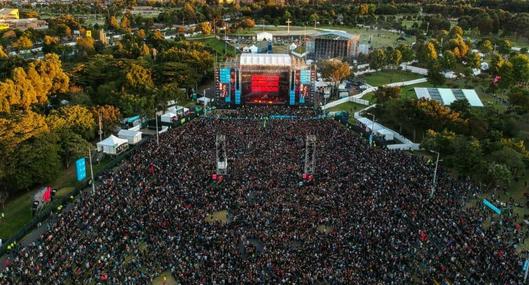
(47, 105), (96, 140)
(358, 4), (370, 15)
(90, 105), (122, 136)
(449, 99), (471, 118)
(374, 87), (400, 103)
(448, 35), (469, 59)
(120, 15), (130, 32)
(449, 25), (464, 38)
(199, 22), (213, 35)
(241, 18), (256, 28)
(183, 3), (196, 22)
(390, 49), (402, 68)
(368, 48), (386, 70)
(43, 35), (61, 54)
(55, 129), (91, 169)
(468, 52), (481, 69)
(496, 39), (512, 54)
(12, 36), (33, 50)
(76, 36), (95, 57)
(397, 44), (414, 62)
(485, 163), (512, 189)
(442, 50), (457, 70)
(4, 133), (60, 191)
(420, 41), (438, 64)
(109, 16), (120, 30)
(0, 45), (7, 59)
(319, 59), (351, 96)
(479, 39), (493, 54)
(310, 13), (319, 28)
(510, 54), (529, 86)
(427, 63), (446, 85)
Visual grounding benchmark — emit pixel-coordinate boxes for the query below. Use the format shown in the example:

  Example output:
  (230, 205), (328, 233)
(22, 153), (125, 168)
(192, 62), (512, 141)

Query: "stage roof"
(312, 31), (359, 41)
(240, 53), (292, 66)
(414, 88), (484, 107)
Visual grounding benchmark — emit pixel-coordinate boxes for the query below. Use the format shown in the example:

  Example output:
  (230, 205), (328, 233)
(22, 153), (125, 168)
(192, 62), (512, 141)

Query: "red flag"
(42, 186), (52, 203)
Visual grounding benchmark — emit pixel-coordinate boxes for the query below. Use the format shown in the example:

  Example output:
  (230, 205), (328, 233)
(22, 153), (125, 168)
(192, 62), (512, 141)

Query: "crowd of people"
(0, 106), (526, 284)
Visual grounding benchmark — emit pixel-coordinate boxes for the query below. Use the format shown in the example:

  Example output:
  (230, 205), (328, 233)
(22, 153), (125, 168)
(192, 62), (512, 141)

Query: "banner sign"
(300, 69), (311, 84)
(483, 199), (501, 215)
(235, 90), (241, 105)
(289, 90), (295, 106)
(75, 157), (86, 182)
(220, 68), (231, 83)
(523, 259), (529, 272)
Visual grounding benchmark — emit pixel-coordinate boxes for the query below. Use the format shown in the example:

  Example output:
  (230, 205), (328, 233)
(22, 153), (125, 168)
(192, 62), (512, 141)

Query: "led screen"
(251, 75), (280, 93)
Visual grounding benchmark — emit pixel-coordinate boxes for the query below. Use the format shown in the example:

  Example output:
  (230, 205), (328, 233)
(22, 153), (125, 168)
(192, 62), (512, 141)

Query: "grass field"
(0, 154), (119, 241)
(194, 37), (238, 60)
(320, 26), (414, 48)
(361, 70), (423, 87)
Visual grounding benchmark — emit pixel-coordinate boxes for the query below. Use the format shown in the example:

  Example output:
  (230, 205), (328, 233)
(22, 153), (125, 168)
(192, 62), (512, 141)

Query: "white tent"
(197, 96), (212, 105)
(160, 111), (177, 123)
(118, 129), (142, 144)
(97, 135), (128, 155)
(256, 32), (273, 41)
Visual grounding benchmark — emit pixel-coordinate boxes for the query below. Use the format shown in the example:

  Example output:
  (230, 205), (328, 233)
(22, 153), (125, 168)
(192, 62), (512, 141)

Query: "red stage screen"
(251, 74), (279, 93)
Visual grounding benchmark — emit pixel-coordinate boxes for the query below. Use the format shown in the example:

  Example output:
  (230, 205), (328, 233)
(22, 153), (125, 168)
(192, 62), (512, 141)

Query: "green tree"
(55, 129), (91, 168)
(468, 52), (481, 69)
(442, 50), (457, 69)
(479, 39), (493, 54)
(485, 163), (512, 189)
(368, 48), (386, 70)
(390, 49), (402, 68)
(309, 13), (319, 28)
(4, 133), (60, 191)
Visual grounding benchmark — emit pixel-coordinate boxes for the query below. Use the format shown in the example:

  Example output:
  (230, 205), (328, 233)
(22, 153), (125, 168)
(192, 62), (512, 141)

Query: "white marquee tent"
(118, 129), (142, 144)
(97, 135), (128, 155)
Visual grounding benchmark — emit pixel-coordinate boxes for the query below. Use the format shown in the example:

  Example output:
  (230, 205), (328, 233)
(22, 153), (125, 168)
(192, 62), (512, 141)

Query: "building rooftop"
(312, 31), (359, 41)
(240, 53), (291, 66)
(414, 88), (484, 107)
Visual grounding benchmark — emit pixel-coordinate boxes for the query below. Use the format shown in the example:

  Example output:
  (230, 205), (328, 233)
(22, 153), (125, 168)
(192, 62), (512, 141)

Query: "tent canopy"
(97, 135), (128, 154)
(98, 135), (128, 147)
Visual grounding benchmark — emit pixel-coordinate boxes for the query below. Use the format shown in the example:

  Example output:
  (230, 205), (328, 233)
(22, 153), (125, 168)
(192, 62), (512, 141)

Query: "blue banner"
(220, 68), (231, 83)
(300, 69), (311, 84)
(76, 157), (86, 181)
(523, 260), (529, 272)
(235, 90), (241, 105)
(289, 90), (295, 105)
(483, 199), (501, 215)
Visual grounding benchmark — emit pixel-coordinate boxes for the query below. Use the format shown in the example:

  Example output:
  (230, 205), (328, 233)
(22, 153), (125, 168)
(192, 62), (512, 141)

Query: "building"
(414, 88), (484, 107)
(0, 8), (19, 20)
(216, 53), (314, 106)
(0, 18), (48, 31)
(306, 31), (360, 61)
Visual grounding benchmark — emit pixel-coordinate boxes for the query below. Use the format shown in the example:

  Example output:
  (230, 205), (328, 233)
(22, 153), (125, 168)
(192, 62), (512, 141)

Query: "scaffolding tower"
(304, 135), (317, 176)
(216, 135), (228, 175)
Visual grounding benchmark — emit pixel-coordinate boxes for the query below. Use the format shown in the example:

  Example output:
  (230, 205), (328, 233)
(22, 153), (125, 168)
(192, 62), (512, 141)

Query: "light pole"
(366, 112), (376, 147)
(88, 147), (95, 195)
(154, 107), (159, 146)
(430, 150), (440, 199)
